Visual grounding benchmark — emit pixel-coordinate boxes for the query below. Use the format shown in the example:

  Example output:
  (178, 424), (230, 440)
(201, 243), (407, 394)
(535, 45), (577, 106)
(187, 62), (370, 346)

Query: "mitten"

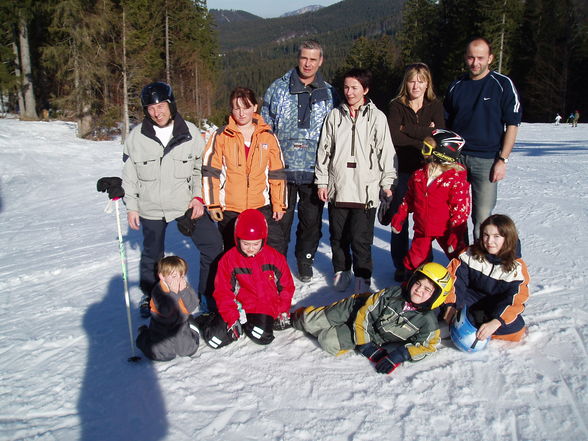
(377, 189), (394, 226)
(208, 207), (224, 222)
(96, 177), (125, 199)
(374, 347), (408, 374)
(357, 342), (388, 363)
(176, 209), (195, 236)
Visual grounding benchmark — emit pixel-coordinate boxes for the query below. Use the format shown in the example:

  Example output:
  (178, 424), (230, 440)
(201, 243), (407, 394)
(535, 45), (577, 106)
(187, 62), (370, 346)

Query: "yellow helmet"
(408, 262), (454, 310)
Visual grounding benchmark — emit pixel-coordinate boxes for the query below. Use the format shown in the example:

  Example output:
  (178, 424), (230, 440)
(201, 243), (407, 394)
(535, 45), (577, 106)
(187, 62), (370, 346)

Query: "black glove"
(357, 342), (388, 363)
(97, 177), (125, 199)
(377, 187), (395, 226)
(176, 209), (196, 237)
(374, 347), (408, 374)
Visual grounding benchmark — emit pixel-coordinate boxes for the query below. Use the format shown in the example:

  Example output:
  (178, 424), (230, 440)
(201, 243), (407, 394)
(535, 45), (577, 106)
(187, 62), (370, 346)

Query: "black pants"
(218, 206), (287, 255)
(280, 182), (325, 264)
(139, 213), (223, 298)
(328, 205), (376, 279)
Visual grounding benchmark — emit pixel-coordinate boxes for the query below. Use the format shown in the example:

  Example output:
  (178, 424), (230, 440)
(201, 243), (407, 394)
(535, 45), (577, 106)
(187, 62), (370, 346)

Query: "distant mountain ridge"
(210, 0), (405, 118)
(212, 0), (404, 51)
(280, 5), (324, 17)
(209, 9), (262, 24)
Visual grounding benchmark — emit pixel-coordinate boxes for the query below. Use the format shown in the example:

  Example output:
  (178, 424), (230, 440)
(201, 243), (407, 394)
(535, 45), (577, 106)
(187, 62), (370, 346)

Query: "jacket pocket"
(377, 314), (419, 341)
(173, 158), (193, 179)
(135, 159), (158, 181)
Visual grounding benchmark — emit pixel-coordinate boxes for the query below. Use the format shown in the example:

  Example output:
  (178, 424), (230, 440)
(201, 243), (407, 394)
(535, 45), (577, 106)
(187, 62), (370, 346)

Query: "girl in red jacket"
(391, 129), (470, 276)
(193, 209), (295, 349)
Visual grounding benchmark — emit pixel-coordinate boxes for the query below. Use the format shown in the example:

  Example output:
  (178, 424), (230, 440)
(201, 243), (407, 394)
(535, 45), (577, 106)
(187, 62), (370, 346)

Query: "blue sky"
(206, 0), (341, 18)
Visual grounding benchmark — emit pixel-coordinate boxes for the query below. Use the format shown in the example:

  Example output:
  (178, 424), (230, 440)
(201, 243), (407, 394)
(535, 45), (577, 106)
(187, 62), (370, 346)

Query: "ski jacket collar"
(140, 113), (192, 156)
(289, 69), (330, 96)
(220, 113), (273, 138)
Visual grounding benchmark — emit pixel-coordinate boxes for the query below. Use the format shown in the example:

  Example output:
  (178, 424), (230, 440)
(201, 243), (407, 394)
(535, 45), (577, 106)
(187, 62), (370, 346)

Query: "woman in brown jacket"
(387, 63), (445, 281)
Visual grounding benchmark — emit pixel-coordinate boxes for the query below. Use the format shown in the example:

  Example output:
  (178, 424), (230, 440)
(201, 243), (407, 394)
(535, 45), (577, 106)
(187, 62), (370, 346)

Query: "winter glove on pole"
(374, 347), (409, 374)
(97, 177), (125, 200)
(357, 342), (388, 363)
(208, 207), (224, 222)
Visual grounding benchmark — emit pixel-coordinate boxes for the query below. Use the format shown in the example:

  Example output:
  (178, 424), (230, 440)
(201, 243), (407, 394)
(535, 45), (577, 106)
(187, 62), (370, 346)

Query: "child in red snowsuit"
(391, 129), (470, 274)
(194, 209), (295, 349)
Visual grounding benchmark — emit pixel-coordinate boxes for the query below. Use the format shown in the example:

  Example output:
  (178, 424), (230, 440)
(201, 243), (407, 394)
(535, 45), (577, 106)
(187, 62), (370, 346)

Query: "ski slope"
(0, 119), (586, 441)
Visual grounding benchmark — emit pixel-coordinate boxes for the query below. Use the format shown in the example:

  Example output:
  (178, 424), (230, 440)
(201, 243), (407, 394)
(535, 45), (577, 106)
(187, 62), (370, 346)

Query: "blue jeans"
(461, 154), (497, 239)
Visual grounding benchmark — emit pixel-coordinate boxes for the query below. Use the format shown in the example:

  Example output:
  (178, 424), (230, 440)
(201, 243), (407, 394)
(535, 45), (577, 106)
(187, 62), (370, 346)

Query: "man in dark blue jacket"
(445, 37), (522, 239)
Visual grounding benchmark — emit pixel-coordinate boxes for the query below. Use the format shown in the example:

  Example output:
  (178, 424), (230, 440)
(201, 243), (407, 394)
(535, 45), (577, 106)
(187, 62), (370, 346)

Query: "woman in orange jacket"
(202, 87), (288, 253)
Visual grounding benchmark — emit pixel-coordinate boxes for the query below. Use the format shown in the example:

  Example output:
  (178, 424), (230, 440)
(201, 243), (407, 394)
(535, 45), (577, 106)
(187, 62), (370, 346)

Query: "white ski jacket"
(315, 100), (397, 208)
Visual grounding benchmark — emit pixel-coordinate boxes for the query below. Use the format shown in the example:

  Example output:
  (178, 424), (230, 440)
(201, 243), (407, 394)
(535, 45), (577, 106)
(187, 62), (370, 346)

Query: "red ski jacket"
(391, 164), (470, 237)
(213, 245), (295, 327)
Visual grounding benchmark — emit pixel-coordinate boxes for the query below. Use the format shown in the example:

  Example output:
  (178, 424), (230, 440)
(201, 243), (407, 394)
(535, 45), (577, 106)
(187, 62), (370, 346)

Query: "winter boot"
(297, 261), (313, 283)
(354, 277), (371, 293)
(333, 270), (352, 291)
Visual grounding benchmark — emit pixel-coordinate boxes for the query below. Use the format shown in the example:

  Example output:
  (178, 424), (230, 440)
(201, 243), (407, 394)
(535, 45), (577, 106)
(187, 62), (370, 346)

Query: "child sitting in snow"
(194, 209), (295, 349)
(443, 214), (530, 342)
(292, 262), (454, 374)
(136, 256), (200, 361)
(391, 129), (470, 280)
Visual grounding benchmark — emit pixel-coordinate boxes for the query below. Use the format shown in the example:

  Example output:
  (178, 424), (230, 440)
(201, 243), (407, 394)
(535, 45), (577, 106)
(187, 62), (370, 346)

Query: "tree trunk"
(122, 8), (130, 143)
(18, 19), (38, 120)
(12, 41), (25, 116)
(165, 7), (170, 84)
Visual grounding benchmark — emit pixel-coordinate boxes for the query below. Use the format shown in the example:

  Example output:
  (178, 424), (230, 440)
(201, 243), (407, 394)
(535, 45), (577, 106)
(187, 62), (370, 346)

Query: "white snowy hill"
(280, 5), (324, 17)
(0, 119), (586, 440)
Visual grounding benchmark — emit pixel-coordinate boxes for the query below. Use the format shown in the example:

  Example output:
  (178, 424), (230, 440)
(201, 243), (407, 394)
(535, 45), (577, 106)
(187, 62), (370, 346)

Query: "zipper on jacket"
(351, 119), (356, 157)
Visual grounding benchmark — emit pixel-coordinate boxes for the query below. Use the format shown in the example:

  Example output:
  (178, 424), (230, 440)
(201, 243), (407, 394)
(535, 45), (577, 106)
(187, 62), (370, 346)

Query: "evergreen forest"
(1, 0), (586, 138)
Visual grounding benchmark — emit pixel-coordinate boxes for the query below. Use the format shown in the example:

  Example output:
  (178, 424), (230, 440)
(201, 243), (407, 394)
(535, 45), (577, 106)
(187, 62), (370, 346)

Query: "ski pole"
(114, 198), (141, 362)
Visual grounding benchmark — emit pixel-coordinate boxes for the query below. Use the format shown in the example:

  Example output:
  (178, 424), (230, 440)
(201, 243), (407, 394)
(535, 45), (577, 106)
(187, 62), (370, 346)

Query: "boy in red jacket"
(391, 129), (470, 278)
(194, 209), (295, 348)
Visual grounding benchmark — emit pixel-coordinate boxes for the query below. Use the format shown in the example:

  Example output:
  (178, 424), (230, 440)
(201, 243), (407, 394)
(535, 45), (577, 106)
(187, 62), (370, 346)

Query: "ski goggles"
(422, 139), (435, 157)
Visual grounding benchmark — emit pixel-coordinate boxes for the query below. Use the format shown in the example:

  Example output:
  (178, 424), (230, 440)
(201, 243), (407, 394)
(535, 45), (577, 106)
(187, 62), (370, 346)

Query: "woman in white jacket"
(316, 68), (397, 293)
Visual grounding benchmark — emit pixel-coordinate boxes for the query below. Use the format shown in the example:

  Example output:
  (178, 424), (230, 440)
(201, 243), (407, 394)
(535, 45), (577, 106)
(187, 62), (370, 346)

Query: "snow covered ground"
(0, 119), (587, 441)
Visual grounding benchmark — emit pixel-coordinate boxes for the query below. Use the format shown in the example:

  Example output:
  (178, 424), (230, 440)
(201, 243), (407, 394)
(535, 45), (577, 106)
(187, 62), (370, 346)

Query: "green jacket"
(352, 286), (440, 361)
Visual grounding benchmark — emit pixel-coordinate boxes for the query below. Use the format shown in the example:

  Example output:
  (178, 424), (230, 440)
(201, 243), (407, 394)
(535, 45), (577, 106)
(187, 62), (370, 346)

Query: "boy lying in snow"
(292, 262), (454, 374)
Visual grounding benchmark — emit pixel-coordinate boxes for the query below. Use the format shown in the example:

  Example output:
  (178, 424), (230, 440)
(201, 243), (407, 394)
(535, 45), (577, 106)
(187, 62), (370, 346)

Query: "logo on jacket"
(261, 144), (268, 150)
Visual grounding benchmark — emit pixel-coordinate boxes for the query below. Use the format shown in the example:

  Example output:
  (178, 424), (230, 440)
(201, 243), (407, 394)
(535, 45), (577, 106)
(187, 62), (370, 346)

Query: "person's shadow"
(78, 276), (168, 441)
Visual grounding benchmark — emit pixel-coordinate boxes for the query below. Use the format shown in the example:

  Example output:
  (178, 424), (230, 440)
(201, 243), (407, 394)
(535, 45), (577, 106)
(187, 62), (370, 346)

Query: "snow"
(0, 119), (587, 441)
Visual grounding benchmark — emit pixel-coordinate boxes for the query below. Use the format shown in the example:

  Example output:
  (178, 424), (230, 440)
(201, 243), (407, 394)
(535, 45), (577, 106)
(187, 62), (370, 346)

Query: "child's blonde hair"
(157, 256), (188, 276)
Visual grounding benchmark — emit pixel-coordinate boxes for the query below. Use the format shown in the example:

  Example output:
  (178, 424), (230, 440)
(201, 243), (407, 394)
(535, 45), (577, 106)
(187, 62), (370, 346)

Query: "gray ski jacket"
(122, 115), (205, 221)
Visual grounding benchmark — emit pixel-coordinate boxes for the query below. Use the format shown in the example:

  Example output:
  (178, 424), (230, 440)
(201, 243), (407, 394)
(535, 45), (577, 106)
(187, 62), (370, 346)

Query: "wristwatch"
(497, 156), (509, 164)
